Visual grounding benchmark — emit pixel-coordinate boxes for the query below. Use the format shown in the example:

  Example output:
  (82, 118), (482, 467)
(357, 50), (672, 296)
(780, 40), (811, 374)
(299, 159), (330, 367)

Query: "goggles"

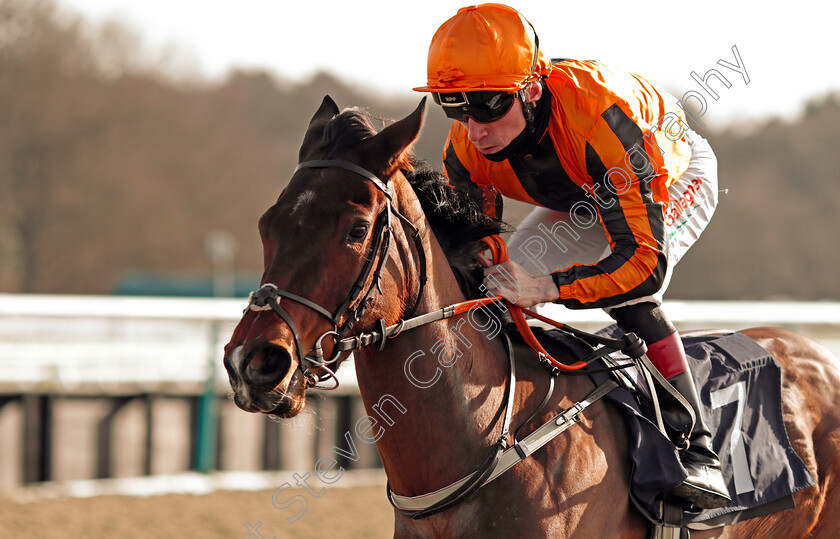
(433, 91), (519, 123)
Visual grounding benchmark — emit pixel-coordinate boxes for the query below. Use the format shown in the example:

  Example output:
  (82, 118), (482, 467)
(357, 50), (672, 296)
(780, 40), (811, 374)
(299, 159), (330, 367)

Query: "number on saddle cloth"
(579, 326), (817, 528)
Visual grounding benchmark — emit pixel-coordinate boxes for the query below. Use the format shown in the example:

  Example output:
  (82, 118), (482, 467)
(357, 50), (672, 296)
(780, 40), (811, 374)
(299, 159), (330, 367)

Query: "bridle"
(244, 159), (427, 389)
(240, 160), (668, 394)
(241, 159), (625, 389)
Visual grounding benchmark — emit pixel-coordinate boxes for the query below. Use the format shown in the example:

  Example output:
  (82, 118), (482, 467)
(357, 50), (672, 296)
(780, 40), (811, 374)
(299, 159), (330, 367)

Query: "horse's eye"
(348, 224), (369, 241)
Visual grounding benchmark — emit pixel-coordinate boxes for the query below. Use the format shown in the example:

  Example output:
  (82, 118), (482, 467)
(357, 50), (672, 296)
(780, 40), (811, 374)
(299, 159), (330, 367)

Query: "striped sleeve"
(550, 104), (669, 309)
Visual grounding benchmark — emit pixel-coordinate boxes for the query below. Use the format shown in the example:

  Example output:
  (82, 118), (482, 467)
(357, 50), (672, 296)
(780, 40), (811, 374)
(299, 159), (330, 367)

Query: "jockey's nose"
(465, 117), (487, 143)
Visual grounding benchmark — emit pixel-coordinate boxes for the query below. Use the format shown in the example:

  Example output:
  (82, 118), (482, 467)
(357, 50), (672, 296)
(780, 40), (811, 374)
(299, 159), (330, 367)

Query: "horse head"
(223, 96), (428, 417)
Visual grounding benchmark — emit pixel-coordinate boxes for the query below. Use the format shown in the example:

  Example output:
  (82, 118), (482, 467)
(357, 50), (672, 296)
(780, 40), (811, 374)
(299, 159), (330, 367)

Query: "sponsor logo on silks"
(666, 177), (705, 228)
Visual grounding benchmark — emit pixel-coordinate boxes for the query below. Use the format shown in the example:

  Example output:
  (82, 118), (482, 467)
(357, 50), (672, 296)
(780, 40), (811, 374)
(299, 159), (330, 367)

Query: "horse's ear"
(363, 97), (426, 177)
(310, 95), (340, 126)
(299, 95), (341, 162)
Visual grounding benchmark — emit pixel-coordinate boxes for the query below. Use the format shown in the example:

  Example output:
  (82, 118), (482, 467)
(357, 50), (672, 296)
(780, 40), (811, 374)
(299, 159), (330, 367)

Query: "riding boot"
(647, 333), (732, 510)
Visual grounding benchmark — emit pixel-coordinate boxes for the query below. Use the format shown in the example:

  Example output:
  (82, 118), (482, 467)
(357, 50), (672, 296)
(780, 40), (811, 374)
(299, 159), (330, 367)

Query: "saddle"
(388, 234), (814, 527)
(527, 324), (817, 531)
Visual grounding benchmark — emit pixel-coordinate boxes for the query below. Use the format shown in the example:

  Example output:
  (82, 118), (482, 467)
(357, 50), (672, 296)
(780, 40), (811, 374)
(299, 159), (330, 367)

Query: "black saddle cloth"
(527, 325), (816, 529)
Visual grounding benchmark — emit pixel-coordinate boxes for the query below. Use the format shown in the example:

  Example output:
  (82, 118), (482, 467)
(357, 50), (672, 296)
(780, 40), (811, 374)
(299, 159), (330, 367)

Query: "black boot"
(608, 304), (732, 509)
(661, 371), (732, 509)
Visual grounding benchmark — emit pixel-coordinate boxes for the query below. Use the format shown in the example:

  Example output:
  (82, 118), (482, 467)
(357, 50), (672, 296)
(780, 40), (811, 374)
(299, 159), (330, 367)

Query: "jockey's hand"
(481, 259), (560, 308)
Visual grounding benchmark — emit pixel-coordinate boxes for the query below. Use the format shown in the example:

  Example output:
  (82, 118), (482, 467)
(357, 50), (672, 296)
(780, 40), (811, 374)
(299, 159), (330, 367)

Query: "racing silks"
(442, 60), (693, 309)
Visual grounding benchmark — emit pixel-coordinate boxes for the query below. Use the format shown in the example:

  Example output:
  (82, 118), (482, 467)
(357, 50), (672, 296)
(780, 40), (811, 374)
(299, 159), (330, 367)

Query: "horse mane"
(321, 107), (507, 298)
(404, 162), (507, 298)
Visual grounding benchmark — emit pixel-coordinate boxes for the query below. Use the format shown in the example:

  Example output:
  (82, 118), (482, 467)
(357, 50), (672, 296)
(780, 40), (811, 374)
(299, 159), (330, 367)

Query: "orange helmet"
(414, 4), (552, 94)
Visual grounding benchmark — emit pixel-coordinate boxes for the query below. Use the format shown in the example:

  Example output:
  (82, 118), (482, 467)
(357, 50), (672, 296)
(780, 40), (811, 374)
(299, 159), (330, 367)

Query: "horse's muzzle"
(241, 344), (292, 387)
(223, 343), (304, 416)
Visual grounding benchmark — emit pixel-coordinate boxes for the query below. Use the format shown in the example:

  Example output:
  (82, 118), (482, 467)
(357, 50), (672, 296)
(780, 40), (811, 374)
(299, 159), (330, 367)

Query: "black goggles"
(433, 91), (518, 123)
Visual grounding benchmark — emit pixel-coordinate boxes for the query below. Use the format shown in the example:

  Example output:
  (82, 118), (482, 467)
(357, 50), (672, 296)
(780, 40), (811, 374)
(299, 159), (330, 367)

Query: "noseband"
(244, 159), (427, 389)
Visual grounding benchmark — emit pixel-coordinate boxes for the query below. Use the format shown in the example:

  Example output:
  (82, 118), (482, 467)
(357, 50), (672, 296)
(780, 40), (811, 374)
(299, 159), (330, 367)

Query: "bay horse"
(223, 96), (840, 537)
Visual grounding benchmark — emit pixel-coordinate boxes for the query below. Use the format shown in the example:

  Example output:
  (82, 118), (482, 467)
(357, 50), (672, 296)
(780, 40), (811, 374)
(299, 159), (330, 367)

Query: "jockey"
(414, 4), (731, 510)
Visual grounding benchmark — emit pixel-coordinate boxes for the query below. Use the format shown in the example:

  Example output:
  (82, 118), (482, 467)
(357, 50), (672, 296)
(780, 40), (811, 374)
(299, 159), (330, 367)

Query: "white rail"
(1, 294), (838, 392)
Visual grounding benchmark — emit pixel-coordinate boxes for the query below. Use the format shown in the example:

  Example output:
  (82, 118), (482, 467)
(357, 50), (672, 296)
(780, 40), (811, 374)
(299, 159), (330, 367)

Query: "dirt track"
(0, 485), (394, 538)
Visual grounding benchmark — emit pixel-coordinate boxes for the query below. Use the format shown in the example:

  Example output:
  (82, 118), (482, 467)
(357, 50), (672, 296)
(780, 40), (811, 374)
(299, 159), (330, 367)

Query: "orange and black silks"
(442, 60), (693, 309)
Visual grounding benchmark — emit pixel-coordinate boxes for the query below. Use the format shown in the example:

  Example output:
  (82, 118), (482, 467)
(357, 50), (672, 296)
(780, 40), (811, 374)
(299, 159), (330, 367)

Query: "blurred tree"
(0, 0), (837, 300)
(667, 93), (840, 300)
(0, 0), (96, 291)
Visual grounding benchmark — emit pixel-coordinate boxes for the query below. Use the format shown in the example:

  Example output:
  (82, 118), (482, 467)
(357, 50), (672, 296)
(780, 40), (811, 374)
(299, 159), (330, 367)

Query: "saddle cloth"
(534, 326), (817, 529)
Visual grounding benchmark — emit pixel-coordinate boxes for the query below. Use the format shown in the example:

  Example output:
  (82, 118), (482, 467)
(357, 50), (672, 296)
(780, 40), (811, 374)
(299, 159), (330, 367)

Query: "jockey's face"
(461, 82), (542, 155)
(463, 98), (527, 155)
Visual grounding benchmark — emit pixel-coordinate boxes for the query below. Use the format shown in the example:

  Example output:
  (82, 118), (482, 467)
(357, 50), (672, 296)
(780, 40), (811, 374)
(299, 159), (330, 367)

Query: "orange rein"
(452, 235), (587, 372)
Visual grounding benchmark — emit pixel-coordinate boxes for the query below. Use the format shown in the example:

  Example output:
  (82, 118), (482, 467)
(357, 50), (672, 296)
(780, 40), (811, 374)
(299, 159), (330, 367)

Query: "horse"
(223, 96), (840, 538)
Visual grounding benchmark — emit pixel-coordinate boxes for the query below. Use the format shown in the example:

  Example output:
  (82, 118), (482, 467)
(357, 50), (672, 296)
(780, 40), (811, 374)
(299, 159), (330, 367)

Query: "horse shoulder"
(505, 354), (648, 536)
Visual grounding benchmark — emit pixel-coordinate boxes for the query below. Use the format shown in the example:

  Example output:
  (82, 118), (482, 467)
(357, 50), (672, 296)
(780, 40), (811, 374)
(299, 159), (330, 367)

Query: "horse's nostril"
(243, 345), (292, 387)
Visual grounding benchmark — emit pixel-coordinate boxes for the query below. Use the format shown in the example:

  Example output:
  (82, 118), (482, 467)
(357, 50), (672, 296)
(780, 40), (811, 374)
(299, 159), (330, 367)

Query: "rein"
(243, 158), (646, 386)
(326, 233), (648, 375)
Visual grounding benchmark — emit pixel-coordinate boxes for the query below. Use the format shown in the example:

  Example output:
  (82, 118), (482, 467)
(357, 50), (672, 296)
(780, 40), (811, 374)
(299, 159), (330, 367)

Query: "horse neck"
(351, 183), (512, 495)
